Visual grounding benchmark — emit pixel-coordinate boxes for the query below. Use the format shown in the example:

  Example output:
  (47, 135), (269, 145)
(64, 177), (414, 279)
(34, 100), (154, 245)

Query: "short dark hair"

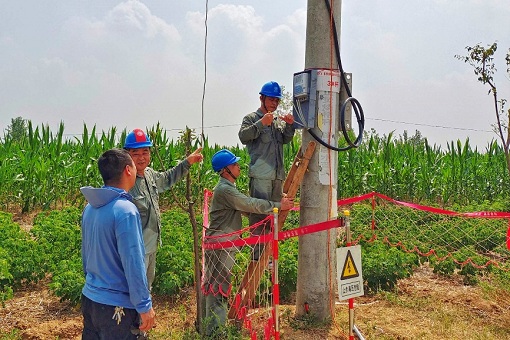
(97, 148), (133, 185)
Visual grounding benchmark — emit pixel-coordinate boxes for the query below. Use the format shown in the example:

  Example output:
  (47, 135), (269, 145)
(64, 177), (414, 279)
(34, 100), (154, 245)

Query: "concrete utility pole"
(295, 0), (341, 320)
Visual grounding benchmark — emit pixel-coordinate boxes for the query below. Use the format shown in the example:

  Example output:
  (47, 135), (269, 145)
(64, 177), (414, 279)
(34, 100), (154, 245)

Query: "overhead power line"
(368, 117), (493, 133)
(60, 118), (492, 138)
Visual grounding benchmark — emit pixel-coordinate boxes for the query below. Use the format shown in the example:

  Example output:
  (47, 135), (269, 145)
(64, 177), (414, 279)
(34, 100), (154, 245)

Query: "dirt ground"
(1, 264), (510, 340)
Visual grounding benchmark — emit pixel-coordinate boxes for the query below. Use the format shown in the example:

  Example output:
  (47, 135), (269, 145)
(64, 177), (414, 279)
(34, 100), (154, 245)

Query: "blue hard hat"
(259, 81), (282, 98)
(212, 149), (241, 172)
(124, 129), (153, 149)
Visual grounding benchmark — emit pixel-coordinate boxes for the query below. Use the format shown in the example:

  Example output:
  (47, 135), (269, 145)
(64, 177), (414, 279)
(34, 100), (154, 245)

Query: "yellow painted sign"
(336, 245), (364, 300)
(340, 249), (359, 280)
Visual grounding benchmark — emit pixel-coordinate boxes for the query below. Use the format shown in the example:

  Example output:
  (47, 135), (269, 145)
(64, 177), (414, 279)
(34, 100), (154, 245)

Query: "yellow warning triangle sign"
(341, 249), (359, 280)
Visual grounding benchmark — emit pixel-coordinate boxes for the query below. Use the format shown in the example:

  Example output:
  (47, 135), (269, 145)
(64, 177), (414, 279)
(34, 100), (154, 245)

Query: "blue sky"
(1, 0), (509, 149)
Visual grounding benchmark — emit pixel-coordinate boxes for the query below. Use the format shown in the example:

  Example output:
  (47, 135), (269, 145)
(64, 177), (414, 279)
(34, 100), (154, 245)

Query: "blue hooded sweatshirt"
(81, 186), (152, 314)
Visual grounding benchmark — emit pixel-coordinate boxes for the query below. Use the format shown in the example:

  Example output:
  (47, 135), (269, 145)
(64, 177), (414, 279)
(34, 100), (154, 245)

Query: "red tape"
(342, 192), (510, 218)
(507, 221), (510, 250)
(203, 219), (343, 250)
(279, 219), (342, 240)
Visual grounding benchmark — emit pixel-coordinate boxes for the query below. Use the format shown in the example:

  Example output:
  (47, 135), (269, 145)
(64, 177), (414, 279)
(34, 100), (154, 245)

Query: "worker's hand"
(281, 113), (294, 125)
(280, 197), (294, 211)
(261, 112), (274, 126)
(187, 148), (203, 165)
(139, 307), (156, 332)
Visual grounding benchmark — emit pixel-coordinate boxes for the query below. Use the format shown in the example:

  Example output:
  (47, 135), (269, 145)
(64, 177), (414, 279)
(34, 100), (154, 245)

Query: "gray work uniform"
(203, 177), (280, 336)
(129, 160), (190, 289)
(238, 109), (295, 259)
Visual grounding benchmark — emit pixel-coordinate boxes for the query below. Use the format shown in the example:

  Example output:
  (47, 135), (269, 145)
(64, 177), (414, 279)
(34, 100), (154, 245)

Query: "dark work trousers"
(81, 294), (143, 340)
(249, 178), (283, 260)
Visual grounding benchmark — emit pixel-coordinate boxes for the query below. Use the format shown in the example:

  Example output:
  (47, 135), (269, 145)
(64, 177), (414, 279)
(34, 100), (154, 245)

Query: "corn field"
(338, 129), (510, 206)
(0, 121), (509, 214)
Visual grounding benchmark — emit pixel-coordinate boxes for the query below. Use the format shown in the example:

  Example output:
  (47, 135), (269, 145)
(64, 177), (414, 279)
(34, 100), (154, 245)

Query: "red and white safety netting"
(201, 189), (277, 339)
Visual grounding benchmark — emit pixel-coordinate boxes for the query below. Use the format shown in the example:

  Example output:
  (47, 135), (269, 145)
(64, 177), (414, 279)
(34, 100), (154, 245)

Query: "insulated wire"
(306, 0), (365, 152)
(200, 0), (209, 147)
(327, 0), (335, 318)
(292, 100), (307, 128)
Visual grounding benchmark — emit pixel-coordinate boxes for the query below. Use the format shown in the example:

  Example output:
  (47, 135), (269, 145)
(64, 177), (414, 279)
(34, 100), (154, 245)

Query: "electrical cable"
(200, 0), (209, 147)
(326, 0), (335, 319)
(326, 0), (364, 148)
(303, 0), (365, 152)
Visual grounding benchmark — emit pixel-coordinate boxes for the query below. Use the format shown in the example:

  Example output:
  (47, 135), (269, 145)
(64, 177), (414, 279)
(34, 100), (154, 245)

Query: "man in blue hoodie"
(80, 148), (155, 339)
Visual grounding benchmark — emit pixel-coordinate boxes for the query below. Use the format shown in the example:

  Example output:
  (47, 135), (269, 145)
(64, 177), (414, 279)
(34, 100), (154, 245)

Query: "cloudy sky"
(1, 0), (509, 150)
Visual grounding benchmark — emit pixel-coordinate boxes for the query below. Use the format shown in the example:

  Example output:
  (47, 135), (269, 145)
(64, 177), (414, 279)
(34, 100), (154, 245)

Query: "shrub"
(0, 212), (46, 289)
(278, 238), (298, 302)
(0, 247), (14, 305)
(153, 210), (196, 295)
(30, 207), (82, 272)
(49, 258), (84, 305)
(361, 240), (419, 292)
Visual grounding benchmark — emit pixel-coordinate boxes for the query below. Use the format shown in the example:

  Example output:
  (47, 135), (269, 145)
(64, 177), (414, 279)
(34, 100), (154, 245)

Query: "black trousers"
(81, 294), (143, 340)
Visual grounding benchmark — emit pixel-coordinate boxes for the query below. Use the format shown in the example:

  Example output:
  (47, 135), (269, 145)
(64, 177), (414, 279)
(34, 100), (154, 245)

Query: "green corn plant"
(2, 119), (510, 211)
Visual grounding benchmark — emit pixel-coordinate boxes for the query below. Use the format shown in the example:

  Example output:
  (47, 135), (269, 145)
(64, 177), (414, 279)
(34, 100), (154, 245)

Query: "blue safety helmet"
(259, 81), (282, 99)
(212, 149), (240, 172)
(124, 128), (153, 149)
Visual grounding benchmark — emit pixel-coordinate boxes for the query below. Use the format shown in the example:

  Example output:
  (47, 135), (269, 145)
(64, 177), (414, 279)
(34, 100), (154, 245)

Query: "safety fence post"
(272, 207), (280, 340)
(344, 210), (355, 340)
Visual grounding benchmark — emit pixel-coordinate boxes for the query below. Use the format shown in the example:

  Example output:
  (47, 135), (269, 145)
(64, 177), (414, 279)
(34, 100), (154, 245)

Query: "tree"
(399, 129), (426, 147)
(5, 116), (27, 143)
(456, 42), (510, 176)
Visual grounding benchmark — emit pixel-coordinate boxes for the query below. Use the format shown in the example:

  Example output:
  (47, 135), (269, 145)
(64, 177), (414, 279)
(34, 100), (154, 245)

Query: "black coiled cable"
(305, 0), (365, 151)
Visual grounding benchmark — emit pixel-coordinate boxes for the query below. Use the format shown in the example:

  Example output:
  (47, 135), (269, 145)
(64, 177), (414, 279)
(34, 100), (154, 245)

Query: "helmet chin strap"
(221, 166), (237, 180)
(261, 95), (269, 113)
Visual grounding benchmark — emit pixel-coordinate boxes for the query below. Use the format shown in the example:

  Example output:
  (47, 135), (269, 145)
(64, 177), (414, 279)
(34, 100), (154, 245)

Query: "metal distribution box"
(292, 69), (341, 130)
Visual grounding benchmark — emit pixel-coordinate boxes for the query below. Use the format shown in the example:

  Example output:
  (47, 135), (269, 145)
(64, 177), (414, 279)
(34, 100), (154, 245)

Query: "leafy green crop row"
(1, 202), (509, 308)
(0, 208), (202, 306)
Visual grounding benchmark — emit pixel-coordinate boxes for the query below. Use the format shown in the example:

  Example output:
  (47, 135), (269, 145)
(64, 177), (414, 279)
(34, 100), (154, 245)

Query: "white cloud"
(104, 0), (180, 41)
(0, 0), (507, 149)
(209, 5), (263, 30)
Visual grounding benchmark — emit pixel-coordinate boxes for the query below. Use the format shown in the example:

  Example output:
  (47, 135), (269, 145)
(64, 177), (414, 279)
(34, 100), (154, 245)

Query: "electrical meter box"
(292, 70), (316, 129)
(292, 69), (341, 129)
